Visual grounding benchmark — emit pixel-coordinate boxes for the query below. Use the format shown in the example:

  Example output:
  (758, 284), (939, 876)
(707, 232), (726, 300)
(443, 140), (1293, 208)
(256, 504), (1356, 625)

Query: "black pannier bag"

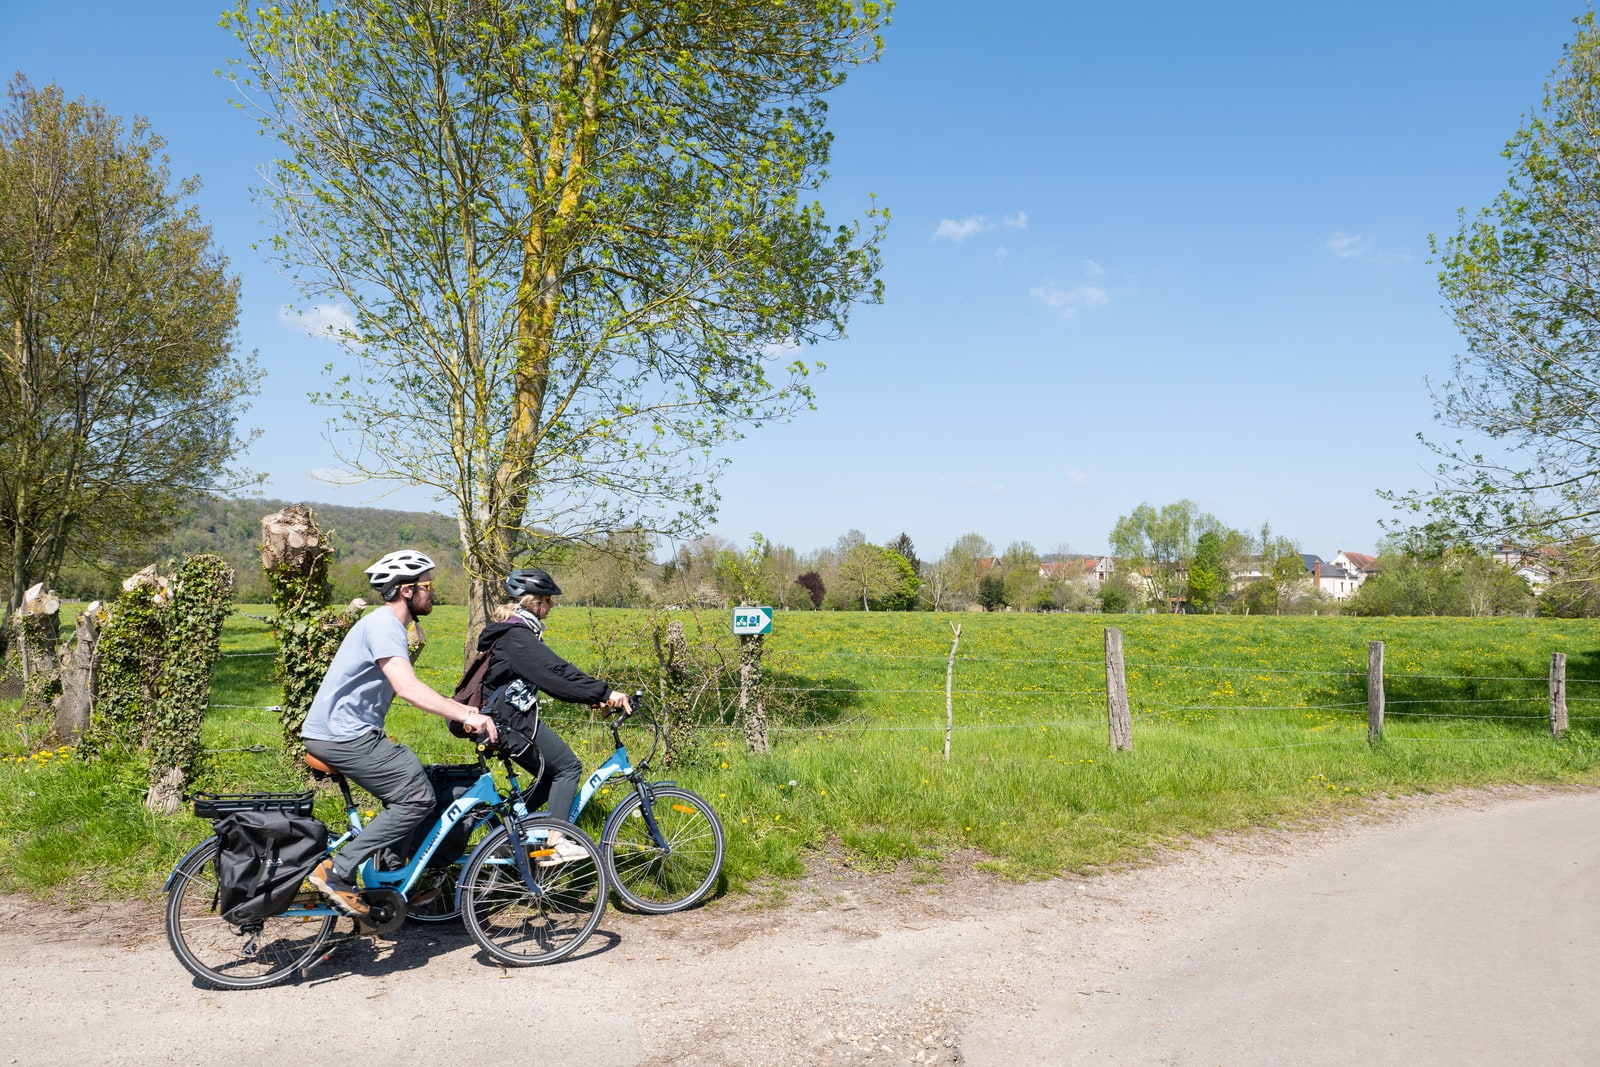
(390, 764), (484, 871)
(210, 808), (329, 926)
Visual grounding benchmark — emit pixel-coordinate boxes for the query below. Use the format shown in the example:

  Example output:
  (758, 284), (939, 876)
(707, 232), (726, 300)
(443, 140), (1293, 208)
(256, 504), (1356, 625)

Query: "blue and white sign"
(732, 606), (774, 635)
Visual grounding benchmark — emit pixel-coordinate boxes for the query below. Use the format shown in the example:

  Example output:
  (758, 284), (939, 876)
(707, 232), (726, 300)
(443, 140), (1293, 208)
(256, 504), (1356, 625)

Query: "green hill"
(55, 495), (466, 603)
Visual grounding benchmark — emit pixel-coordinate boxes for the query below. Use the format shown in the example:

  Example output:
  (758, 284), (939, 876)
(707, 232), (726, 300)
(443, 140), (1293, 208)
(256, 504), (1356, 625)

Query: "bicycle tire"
(459, 818), (605, 966)
(164, 837), (335, 990)
(602, 785), (724, 914)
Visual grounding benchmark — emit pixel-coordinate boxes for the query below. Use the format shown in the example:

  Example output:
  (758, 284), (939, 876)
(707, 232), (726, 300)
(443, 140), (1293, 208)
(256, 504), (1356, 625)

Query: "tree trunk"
(739, 632), (768, 754)
(54, 601), (104, 741)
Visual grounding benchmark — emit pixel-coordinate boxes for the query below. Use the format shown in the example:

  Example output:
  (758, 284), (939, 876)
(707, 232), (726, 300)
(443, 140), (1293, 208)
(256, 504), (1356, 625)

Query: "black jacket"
(477, 618), (608, 706)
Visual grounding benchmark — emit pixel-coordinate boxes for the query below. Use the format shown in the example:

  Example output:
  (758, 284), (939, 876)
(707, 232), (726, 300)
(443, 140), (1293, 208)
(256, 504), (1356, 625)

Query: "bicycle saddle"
(303, 753), (341, 779)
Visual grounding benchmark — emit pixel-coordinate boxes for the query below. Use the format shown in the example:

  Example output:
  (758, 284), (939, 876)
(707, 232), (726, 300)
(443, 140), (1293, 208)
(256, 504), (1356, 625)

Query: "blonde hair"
(490, 594), (546, 623)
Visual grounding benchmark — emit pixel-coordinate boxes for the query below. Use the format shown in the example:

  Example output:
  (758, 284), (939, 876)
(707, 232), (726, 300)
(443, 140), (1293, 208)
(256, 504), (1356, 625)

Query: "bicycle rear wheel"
(164, 838), (335, 990)
(602, 785), (724, 914)
(459, 818), (605, 966)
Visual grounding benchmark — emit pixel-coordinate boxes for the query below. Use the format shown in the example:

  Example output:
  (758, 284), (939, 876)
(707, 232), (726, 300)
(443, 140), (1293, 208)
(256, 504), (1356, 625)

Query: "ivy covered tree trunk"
(260, 504), (359, 762)
(738, 632), (768, 755)
(652, 618), (695, 767)
(146, 554), (234, 813)
(76, 567), (170, 759)
(7, 583), (61, 742)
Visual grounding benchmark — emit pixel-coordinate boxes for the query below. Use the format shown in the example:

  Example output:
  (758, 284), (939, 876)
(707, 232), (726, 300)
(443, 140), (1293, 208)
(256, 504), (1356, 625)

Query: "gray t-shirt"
(302, 608), (412, 742)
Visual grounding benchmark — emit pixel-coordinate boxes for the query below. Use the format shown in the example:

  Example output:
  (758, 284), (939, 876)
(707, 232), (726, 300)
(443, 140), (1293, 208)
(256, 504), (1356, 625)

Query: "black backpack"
(211, 809), (329, 926)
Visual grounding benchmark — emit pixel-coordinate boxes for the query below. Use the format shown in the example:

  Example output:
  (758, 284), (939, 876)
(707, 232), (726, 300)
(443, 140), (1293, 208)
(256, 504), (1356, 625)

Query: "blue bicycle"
(163, 746), (606, 989)
(569, 701), (725, 914)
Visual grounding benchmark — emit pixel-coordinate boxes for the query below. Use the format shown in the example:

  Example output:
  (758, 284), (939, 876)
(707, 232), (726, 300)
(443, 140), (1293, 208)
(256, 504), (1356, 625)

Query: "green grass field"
(4, 606), (1598, 902)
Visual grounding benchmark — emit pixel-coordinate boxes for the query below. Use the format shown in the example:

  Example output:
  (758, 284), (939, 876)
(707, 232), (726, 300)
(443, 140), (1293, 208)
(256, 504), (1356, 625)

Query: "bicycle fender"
(163, 836), (219, 894)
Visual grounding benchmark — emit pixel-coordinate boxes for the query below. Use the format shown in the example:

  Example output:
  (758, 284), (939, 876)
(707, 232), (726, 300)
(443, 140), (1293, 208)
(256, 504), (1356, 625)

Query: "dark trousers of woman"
(508, 719), (584, 822)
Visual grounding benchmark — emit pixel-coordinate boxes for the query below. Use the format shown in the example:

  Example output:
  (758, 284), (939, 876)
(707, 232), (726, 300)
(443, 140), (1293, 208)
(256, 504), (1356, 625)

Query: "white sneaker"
(537, 835), (590, 867)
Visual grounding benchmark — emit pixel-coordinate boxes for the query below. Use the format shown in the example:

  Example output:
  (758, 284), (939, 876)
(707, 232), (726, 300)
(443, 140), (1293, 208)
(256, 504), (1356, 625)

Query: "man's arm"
(377, 655), (498, 742)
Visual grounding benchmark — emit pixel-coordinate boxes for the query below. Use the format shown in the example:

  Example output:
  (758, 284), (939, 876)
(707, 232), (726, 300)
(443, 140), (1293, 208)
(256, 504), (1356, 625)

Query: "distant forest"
(53, 495), (467, 604)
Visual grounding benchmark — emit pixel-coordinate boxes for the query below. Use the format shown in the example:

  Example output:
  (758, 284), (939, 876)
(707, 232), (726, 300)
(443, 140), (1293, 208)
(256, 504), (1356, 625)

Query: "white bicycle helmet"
(366, 550), (436, 600)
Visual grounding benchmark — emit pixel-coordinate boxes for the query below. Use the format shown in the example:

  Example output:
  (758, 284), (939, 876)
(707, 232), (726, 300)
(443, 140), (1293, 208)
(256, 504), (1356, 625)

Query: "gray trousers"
(304, 730), (434, 883)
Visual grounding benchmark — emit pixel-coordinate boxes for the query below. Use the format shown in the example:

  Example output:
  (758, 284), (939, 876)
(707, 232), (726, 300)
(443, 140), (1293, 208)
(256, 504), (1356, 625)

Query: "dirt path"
(5, 786), (1595, 1066)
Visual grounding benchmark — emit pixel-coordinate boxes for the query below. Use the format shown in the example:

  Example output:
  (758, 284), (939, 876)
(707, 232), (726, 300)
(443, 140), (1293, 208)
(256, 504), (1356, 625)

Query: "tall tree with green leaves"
(0, 78), (255, 636)
(1187, 530), (1228, 613)
(226, 0), (889, 658)
(1406, 13), (1600, 564)
(1109, 500), (1204, 611)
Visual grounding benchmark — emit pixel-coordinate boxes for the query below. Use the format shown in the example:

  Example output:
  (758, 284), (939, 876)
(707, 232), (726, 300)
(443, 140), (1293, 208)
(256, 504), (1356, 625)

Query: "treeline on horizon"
(18, 495), (1600, 620)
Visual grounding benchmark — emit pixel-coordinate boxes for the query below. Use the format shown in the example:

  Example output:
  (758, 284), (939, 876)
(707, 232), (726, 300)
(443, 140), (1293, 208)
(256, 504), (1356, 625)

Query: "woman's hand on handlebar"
(597, 690), (632, 718)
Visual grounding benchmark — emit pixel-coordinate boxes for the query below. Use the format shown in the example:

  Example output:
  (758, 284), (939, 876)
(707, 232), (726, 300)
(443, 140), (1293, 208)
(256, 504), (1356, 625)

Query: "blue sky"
(4, 2), (1586, 561)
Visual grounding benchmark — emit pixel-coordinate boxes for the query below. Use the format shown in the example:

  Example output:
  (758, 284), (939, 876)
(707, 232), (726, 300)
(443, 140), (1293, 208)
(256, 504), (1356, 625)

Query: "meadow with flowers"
(3, 606), (1599, 900)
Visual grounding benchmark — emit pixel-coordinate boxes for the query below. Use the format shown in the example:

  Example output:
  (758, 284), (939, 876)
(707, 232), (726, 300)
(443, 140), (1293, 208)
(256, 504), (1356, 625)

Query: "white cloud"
(992, 246), (1009, 264)
(1030, 283), (1110, 318)
(761, 337), (802, 359)
(1083, 259), (1105, 275)
(934, 216), (990, 241)
(1326, 231), (1373, 258)
(308, 467), (366, 485)
(1003, 211), (1028, 230)
(1064, 469), (1089, 484)
(279, 303), (357, 340)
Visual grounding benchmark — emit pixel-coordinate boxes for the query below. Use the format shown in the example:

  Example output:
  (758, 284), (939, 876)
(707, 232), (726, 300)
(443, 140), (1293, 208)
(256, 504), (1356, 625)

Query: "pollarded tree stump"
(54, 600), (107, 741)
(260, 503), (333, 577)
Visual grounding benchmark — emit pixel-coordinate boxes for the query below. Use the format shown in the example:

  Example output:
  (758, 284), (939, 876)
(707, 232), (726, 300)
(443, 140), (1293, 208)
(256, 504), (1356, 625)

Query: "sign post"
(732, 606), (773, 752)
(732, 606), (773, 636)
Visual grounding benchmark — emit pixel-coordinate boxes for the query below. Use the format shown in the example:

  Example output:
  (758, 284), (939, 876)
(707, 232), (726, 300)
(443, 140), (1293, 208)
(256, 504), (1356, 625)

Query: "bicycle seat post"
(304, 752), (357, 814)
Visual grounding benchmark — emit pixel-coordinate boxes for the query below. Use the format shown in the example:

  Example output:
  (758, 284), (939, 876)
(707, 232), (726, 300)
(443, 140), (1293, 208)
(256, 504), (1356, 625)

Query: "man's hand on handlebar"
(597, 690), (632, 718)
(461, 710), (499, 743)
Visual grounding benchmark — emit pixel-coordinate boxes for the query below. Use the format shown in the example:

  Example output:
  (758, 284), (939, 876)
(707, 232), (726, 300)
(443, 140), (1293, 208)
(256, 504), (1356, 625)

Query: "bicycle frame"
(565, 722), (678, 857)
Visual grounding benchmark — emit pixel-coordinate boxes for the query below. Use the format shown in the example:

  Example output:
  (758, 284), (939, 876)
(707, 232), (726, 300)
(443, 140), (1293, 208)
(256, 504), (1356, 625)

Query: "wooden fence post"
(1106, 627), (1131, 751)
(944, 623), (961, 761)
(1550, 652), (1569, 739)
(1368, 640), (1385, 742)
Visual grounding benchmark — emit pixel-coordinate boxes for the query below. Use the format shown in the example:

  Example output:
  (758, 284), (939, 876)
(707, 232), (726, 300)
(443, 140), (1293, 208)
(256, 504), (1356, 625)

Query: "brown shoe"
(308, 858), (371, 920)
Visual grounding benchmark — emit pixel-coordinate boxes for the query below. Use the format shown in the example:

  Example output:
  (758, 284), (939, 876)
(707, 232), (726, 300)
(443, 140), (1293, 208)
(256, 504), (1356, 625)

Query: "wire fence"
(195, 627), (1597, 763)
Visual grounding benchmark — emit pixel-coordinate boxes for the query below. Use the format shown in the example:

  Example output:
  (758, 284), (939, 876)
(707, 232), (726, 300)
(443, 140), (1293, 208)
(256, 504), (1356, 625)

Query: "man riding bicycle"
(302, 550), (498, 919)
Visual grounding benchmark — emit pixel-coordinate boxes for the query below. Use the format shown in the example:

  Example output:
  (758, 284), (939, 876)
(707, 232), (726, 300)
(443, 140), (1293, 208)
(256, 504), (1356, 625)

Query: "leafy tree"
(0, 79), (255, 630)
(835, 540), (904, 611)
(977, 572), (1006, 611)
(1187, 530), (1228, 613)
(1404, 14), (1600, 562)
(935, 532), (994, 609)
(1098, 574), (1136, 614)
(874, 547), (920, 610)
(888, 532), (921, 576)
(1109, 500), (1205, 610)
(227, 0), (889, 657)
(795, 570), (826, 610)
(1000, 540), (1042, 612)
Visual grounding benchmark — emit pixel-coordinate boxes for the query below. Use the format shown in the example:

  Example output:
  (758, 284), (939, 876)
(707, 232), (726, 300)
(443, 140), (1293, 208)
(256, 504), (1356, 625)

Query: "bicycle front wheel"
(164, 838), (335, 990)
(459, 818), (605, 966)
(602, 785), (724, 914)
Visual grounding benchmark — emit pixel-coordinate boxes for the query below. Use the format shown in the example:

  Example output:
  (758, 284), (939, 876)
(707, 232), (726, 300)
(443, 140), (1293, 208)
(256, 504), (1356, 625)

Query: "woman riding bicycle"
(476, 567), (631, 864)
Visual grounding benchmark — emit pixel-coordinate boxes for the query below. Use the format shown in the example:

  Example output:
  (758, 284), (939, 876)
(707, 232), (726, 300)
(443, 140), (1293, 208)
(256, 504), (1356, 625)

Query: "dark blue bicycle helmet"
(506, 567), (562, 598)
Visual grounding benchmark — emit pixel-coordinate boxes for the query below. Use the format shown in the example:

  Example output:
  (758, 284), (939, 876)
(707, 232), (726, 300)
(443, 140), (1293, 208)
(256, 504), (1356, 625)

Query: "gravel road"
(5, 786), (1597, 1066)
